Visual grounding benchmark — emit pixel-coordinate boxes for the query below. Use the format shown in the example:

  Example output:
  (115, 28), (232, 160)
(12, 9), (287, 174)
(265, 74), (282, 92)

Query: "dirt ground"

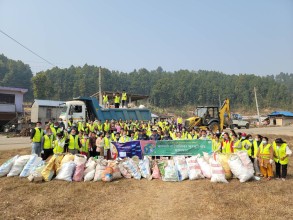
(0, 127), (292, 220)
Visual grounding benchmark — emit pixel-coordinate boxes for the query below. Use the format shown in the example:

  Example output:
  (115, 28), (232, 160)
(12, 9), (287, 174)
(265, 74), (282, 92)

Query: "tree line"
(0, 54), (292, 110)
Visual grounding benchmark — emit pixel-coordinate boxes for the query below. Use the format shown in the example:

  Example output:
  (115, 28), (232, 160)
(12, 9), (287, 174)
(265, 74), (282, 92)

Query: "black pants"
(275, 162), (288, 178)
(42, 149), (53, 160)
(122, 100), (126, 107)
(249, 156), (254, 164)
(115, 103), (119, 108)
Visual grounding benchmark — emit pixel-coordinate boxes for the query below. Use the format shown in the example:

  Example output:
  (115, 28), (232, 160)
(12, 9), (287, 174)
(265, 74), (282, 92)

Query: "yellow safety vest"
(187, 133), (198, 140)
(80, 138), (89, 153)
(273, 143), (289, 165)
(259, 143), (272, 160)
(222, 140), (233, 154)
(32, 128), (43, 142)
(68, 135), (79, 150)
(78, 122), (83, 132)
(104, 137), (110, 150)
(114, 95), (120, 104)
(88, 124), (95, 132)
(122, 92), (127, 101)
(233, 139), (242, 153)
(53, 137), (66, 154)
(97, 124), (103, 131)
(103, 95), (108, 102)
(242, 140), (252, 156)
(50, 126), (61, 138)
(177, 118), (183, 124)
(43, 134), (54, 149)
(253, 140), (261, 158)
(119, 136), (130, 143)
(212, 140), (221, 152)
(104, 123), (110, 132)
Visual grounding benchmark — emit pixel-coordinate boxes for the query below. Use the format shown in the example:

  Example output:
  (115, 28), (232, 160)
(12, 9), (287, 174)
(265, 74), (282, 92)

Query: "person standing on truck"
(114, 93), (120, 108)
(103, 92), (109, 108)
(121, 90), (127, 108)
(30, 121), (44, 156)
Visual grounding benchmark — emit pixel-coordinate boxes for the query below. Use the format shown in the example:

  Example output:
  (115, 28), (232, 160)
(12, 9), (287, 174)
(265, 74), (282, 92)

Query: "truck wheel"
(209, 122), (219, 133)
(246, 123), (250, 129)
(237, 126), (241, 129)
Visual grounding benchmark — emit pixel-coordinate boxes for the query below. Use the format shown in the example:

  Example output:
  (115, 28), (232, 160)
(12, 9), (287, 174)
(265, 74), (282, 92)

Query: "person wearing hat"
(41, 127), (54, 160)
(273, 138), (292, 181)
(30, 121), (44, 156)
(53, 132), (66, 154)
(257, 137), (274, 180)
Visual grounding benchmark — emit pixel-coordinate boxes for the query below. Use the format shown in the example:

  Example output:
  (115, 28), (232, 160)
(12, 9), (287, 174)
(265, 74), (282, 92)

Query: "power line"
(0, 28), (55, 67)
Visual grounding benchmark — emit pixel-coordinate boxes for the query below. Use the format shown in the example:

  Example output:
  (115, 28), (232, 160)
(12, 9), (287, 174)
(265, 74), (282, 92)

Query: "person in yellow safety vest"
(41, 128), (54, 160)
(103, 120), (110, 133)
(199, 130), (210, 140)
(252, 134), (263, 176)
(177, 117), (183, 131)
(30, 121), (44, 157)
(88, 121), (95, 132)
(67, 117), (73, 129)
(104, 132), (111, 160)
(129, 132), (137, 141)
(273, 138), (292, 181)
(103, 92), (109, 108)
(242, 134), (253, 162)
(212, 133), (221, 153)
(181, 128), (188, 140)
(174, 131), (183, 140)
(50, 122), (61, 139)
(256, 137), (274, 180)
(80, 134), (90, 157)
(221, 132), (234, 154)
(121, 90), (127, 107)
(53, 132), (66, 154)
(66, 129), (81, 154)
(114, 92), (120, 108)
(231, 133), (242, 153)
(95, 120), (103, 132)
(77, 117), (84, 132)
(119, 130), (130, 143)
(187, 129), (198, 140)
(112, 132), (120, 142)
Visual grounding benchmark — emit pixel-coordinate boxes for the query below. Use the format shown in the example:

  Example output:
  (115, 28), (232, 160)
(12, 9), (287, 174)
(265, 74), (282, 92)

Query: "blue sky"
(0, 0), (292, 75)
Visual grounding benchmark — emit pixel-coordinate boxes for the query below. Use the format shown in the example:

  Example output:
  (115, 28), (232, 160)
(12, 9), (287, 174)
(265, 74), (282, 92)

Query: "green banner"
(144, 139), (212, 156)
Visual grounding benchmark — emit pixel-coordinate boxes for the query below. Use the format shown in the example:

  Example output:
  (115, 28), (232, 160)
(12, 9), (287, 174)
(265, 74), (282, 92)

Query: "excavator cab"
(195, 106), (220, 132)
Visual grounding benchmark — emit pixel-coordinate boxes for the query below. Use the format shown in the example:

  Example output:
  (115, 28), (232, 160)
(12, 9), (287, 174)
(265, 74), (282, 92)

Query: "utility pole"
(218, 95), (221, 107)
(99, 66), (102, 105)
(254, 87), (260, 126)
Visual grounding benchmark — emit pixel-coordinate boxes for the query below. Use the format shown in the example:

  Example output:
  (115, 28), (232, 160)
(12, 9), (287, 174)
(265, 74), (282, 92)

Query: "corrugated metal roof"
(34, 99), (65, 107)
(268, 111), (293, 117)
(0, 86), (28, 93)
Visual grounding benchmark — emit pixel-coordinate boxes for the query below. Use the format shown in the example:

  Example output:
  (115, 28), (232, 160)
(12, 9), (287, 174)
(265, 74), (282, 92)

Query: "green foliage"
(0, 54), (33, 100)
(31, 65), (293, 110)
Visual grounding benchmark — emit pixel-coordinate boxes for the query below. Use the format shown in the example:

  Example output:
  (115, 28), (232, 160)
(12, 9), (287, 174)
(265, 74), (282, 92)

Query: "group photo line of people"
(30, 116), (291, 181)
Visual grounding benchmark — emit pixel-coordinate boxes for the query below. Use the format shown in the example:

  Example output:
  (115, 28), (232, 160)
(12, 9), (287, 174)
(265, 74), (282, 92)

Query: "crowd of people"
(30, 117), (291, 181)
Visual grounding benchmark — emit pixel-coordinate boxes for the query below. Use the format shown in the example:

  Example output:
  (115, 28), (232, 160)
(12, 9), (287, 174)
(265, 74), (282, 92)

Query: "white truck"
(230, 114), (250, 129)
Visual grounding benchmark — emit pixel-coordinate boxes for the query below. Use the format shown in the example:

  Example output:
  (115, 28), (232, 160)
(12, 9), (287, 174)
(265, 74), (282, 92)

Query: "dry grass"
(0, 134), (292, 220)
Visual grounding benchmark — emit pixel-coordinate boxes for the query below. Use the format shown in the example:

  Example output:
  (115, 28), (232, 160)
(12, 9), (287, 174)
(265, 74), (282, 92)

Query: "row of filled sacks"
(0, 150), (258, 183)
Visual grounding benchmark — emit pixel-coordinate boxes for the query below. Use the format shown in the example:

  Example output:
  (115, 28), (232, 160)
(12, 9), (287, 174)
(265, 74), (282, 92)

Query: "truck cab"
(59, 100), (86, 128)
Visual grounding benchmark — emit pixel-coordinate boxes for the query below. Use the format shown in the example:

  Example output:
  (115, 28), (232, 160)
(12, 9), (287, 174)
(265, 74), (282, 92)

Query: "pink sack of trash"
(151, 160), (161, 179)
(73, 154), (87, 182)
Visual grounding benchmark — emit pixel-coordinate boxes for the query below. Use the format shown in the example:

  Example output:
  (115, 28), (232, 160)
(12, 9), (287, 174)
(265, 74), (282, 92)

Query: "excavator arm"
(219, 99), (231, 131)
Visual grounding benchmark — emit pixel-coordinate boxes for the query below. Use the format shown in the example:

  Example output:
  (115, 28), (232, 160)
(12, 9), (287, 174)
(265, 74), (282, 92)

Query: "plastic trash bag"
(55, 161), (76, 182)
(0, 155), (19, 177)
(7, 155), (31, 177)
(173, 156), (189, 181)
(186, 156), (204, 180)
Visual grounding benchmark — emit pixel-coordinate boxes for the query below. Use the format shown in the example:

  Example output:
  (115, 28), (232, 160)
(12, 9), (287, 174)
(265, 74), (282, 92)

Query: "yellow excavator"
(184, 99), (231, 132)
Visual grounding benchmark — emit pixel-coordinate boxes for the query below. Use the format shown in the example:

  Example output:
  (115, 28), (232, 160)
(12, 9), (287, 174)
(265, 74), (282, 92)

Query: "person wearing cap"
(41, 127), (54, 160)
(273, 138), (292, 181)
(66, 128), (81, 154)
(53, 132), (66, 154)
(150, 129), (161, 141)
(30, 121), (44, 156)
(257, 137), (274, 180)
